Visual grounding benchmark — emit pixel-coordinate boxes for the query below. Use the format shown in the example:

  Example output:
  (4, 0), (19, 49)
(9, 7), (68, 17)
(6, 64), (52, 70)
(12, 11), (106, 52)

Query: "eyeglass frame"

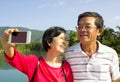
(75, 25), (97, 31)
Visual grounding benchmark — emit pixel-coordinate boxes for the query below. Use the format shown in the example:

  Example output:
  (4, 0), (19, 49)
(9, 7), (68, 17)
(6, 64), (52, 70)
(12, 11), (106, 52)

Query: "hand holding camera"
(1, 28), (31, 58)
(8, 31), (31, 44)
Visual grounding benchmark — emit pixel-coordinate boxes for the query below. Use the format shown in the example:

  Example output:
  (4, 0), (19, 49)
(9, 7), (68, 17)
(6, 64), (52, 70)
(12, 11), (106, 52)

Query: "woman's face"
(49, 33), (67, 54)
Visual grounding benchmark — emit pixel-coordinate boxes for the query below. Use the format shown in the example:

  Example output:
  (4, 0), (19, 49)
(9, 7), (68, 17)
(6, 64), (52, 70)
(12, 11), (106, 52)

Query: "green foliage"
(16, 42), (45, 55)
(67, 30), (79, 47)
(98, 26), (120, 54)
(98, 28), (115, 46)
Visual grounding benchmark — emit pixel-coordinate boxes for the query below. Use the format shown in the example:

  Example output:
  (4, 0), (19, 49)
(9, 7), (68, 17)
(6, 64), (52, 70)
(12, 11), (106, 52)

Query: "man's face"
(77, 17), (102, 44)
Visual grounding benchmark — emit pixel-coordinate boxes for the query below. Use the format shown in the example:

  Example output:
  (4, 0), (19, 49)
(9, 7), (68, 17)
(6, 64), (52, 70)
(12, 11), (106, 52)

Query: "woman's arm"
(1, 28), (18, 58)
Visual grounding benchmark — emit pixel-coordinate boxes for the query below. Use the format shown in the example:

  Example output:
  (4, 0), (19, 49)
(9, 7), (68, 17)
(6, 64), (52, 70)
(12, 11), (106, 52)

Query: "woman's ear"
(47, 41), (51, 46)
(47, 38), (53, 47)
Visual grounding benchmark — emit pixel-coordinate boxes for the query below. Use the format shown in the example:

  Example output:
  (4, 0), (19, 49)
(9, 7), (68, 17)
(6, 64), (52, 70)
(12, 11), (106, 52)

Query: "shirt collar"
(74, 42), (82, 52)
(73, 41), (104, 53)
(97, 41), (106, 53)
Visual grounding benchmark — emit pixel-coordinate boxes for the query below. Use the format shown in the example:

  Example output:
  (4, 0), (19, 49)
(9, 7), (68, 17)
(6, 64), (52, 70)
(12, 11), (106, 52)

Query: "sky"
(0, 0), (120, 31)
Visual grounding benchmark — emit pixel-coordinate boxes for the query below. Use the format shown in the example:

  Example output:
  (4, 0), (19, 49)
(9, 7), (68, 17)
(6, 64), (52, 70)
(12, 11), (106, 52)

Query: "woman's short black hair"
(42, 26), (66, 52)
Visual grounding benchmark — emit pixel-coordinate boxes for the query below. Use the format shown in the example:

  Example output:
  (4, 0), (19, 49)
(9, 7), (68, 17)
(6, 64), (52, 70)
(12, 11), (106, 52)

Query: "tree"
(98, 26), (120, 54)
(67, 30), (79, 47)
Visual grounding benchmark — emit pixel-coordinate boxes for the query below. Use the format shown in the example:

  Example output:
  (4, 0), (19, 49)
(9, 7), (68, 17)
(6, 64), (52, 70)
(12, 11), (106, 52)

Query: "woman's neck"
(44, 51), (62, 67)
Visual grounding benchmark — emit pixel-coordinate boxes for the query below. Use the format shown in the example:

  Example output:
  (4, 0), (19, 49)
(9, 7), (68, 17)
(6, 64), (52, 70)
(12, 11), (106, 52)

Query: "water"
(0, 57), (27, 82)
(0, 69), (28, 82)
(0, 51), (43, 82)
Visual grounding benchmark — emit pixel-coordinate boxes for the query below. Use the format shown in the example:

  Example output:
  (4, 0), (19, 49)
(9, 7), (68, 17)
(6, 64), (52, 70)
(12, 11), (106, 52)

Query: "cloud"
(114, 16), (120, 21)
(38, 1), (65, 9)
(54, 1), (65, 7)
(108, 16), (120, 27)
(79, 0), (96, 3)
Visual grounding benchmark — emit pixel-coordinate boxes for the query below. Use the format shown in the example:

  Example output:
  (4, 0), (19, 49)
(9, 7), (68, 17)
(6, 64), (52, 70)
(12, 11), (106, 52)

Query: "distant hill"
(0, 27), (44, 42)
(0, 27), (74, 43)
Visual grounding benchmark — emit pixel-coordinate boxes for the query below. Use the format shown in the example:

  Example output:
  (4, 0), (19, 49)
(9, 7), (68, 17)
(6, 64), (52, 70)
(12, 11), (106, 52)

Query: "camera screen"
(11, 32), (27, 43)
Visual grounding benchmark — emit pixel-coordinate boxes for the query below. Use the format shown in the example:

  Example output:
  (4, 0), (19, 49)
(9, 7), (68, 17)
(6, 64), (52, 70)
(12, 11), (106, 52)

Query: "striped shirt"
(65, 41), (120, 82)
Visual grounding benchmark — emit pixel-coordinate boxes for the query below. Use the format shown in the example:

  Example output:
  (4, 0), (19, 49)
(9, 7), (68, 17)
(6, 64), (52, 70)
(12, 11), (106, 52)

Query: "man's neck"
(81, 41), (98, 58)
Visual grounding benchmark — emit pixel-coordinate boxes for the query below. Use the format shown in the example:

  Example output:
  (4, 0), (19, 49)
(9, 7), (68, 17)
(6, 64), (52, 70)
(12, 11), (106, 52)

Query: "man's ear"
(97, 28), (103, 36)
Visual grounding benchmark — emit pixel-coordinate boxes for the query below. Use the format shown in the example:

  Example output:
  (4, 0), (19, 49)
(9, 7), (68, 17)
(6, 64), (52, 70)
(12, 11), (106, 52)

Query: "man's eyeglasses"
(75, 25), (96, 30)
